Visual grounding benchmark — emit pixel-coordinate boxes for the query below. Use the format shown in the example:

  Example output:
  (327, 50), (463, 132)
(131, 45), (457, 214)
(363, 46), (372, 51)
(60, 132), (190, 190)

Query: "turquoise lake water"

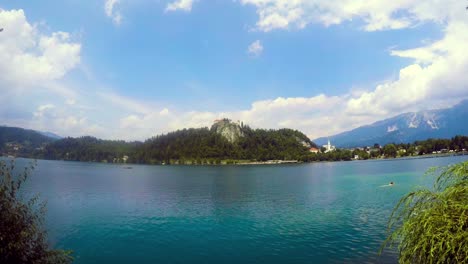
(14, 155), (468, 263)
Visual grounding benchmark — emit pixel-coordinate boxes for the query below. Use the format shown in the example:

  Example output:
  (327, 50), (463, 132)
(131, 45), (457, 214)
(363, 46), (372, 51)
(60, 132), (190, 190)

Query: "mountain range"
(314, 99), (468, 148)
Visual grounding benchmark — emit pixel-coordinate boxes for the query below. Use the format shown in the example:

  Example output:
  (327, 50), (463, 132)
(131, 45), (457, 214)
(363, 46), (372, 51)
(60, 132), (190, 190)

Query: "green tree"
(383, 144), (397, 158)
(370, 149), (381, 158)
(382, 161), (468, 263)
(0, 160), (72, 264)
(406, 146), (416, 156)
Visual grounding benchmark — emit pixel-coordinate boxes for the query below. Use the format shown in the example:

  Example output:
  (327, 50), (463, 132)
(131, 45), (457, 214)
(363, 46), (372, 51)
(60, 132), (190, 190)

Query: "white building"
(323, 139), (336, 153)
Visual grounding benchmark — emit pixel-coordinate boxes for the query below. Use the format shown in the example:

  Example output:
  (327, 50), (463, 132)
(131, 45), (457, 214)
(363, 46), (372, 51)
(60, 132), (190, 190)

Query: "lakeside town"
(310, 138), (467, 160)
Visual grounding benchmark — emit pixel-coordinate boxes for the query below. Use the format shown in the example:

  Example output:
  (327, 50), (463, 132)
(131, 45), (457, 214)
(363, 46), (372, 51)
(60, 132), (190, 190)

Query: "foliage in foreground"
(0, 160), (72, 264)
(382, 160), (468, 263)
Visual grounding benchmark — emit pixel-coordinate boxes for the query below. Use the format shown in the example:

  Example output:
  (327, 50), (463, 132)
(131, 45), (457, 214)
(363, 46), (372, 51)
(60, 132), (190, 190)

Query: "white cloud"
(66, 98), (76, 105)
(37, 104), (56, 112)
(346, 21), (468, 116)
(240, 0), (464, 32)
(0, 8), (81, 114)
(247, 40), (263, 57)
(165, 0), (195, 12)
(105, 0), (122, 25)
(0, 9), (94, 137)
(160, 108), (170, 116)
(114, 94), (356, 141)
(33, 104), (55, 118)
(0, 9), (81, 87)
(9, 101), (104, 138)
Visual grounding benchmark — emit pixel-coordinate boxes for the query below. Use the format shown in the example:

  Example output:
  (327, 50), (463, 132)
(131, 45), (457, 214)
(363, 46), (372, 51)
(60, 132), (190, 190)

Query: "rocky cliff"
(210, 119), (244, 143)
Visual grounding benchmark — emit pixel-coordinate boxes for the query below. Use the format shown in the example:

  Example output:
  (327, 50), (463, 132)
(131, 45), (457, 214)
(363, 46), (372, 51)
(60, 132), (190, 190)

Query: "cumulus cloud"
(33, 104), (105, 137)
(347, 21), (468, 116)
(105, 0), (122, 25)
(160, 108), (170, 116)
(239, 0), (442, 32)
(0, 9), (81, 86)
(247, 40), (263, 57)
(0, 8), (81, 107)
(114, 94), (357, 141)
(33, 104), (55, 118)
(66, 98), (76, 105)
(165, 0), (195, 12)
(0, 9), (93, 137)
(1, 100), (104, 139)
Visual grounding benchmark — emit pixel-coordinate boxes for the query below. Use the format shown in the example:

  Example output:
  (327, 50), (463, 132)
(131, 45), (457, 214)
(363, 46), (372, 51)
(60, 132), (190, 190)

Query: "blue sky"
(0, 0), (467, 140)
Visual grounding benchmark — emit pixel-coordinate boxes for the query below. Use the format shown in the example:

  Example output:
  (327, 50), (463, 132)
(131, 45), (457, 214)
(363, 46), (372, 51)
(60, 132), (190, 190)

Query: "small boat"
(123, 166), (133, 169)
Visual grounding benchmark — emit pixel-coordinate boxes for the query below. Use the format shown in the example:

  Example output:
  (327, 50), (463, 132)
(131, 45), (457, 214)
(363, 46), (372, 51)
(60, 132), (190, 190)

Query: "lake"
(14, 155), (468, 263)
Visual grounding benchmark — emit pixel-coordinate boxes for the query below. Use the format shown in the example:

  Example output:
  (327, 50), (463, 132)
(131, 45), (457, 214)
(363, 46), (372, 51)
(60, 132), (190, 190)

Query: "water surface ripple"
(15, 156), (468, 263)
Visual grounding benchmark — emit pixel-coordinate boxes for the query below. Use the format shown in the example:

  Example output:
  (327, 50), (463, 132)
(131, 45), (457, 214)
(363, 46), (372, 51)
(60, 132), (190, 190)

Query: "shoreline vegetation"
(0, 160), (73, 263)
(165, 159), (303, 166)
(1, 123), (467, 166)
(2, 140), (467, 167)
(382, 160), (468, 263)
(2, 152), (467, 167)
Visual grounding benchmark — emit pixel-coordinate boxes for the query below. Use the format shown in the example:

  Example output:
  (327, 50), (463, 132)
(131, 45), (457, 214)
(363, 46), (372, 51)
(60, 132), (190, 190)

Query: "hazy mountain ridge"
(0, 126), (59, 157)
(0, 126), (57, 144)
(314, 99), (468, 148)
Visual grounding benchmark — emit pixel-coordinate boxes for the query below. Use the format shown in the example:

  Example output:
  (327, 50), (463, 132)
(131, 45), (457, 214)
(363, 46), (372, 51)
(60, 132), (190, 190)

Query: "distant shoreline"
(3, 152), (467, 167)
(228, 160), (301, 165)
(363, 152), (468, 162)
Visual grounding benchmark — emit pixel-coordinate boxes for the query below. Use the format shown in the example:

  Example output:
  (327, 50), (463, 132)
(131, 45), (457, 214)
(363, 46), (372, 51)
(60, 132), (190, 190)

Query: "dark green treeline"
(3, 124), (467, 164)
(41, 127), (320, 164)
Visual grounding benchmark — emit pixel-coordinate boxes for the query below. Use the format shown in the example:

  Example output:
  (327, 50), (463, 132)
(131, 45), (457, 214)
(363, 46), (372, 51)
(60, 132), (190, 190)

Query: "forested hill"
(0, 119), (318, 163)
(133, 126), (316, 164)
(3, 124), (466, 165)
(38, 123), (317, 164)
(42, 136), (142, 163)
(0, 126), (56, 157)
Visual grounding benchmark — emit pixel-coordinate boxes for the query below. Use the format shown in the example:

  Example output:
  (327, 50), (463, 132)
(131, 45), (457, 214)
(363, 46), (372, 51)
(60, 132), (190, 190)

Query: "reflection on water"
(13, 156), (468, 264)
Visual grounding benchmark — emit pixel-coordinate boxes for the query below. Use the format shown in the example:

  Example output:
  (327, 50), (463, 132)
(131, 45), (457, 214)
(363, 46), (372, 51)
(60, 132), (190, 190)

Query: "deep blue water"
(12, 156), (468, 263)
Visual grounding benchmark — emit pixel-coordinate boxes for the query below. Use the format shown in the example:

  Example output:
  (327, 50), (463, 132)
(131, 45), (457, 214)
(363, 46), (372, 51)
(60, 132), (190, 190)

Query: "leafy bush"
(0, 160), (73, 264)
(382, 161), (468, 263)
